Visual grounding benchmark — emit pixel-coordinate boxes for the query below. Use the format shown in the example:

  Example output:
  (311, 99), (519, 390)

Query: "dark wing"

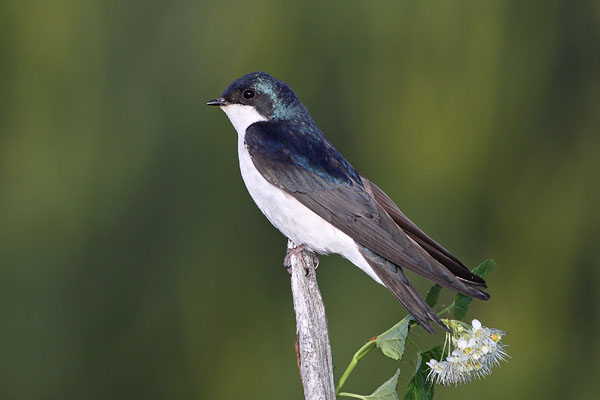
(361, 177), (486, 287)
(245, 121), (488, 329)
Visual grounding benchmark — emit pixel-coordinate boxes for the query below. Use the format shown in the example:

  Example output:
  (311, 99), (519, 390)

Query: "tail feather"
(359, 246), (447, 333)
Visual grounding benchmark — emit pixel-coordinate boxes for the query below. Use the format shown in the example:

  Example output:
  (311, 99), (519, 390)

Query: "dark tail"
(359, 246), (447, 333)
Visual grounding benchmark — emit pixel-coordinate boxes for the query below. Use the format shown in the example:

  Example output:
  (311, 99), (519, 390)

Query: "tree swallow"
(207, 72), (488, 332)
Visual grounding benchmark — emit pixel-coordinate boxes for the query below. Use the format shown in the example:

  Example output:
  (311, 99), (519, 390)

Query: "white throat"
(220, 104), (267, 137)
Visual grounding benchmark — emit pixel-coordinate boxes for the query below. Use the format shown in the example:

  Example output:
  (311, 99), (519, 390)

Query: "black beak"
(206, 97), (227, 106)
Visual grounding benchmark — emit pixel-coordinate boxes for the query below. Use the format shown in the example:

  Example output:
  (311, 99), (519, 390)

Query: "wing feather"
(361, 177), (486, 287)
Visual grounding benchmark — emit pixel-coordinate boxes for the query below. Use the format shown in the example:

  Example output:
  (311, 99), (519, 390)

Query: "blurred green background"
(1, 0), (599, 399)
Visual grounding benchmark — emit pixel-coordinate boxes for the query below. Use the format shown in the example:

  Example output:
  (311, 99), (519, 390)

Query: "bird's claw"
(283, 244), (319, 276)
(283, 244), (307, 269)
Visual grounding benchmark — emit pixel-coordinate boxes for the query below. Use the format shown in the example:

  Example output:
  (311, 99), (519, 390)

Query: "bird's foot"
(283, 244), (319, 276)
(283, 244), (307, 271)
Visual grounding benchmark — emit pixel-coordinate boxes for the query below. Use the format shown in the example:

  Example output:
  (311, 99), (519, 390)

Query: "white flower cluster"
(426, 319), (508, 386)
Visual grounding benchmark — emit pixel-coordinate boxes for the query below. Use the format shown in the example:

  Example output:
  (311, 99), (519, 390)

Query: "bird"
(207, 71), (488, 333)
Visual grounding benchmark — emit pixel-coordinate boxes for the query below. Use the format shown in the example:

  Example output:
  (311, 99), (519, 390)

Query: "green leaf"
(453, 293), (472, 320)
(404, 346), (443, 400)
(374, 316), (411, 360)
(454, 259), (495, 320)
(425, 284), (442, 307)
(472, 259), (495, 278)
(340, 369), (400, 400)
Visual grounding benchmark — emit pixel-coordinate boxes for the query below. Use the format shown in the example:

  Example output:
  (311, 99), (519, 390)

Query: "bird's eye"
(243, 89), (255, 99)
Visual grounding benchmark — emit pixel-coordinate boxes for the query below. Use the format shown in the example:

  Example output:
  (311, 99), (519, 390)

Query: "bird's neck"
(221, 104), (267, 138)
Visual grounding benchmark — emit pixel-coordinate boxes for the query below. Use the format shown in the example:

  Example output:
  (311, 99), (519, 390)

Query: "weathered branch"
(287, 239), (336, 400)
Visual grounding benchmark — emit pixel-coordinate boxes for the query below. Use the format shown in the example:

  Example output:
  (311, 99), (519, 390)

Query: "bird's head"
(207, 72), (308, 134)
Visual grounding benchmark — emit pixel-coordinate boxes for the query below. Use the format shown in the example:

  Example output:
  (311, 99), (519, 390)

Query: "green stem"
(338, 392), (365, 399)
(442, 332), (450, 360)
(335, 340), (376, 395)
(437, 302), (455, 317)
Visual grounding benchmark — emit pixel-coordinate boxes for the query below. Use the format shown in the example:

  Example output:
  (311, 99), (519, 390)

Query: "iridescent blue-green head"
(207, 72), (309, 121)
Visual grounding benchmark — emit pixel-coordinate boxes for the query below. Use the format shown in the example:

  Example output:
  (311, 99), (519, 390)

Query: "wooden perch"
(287, 239), (336, 400)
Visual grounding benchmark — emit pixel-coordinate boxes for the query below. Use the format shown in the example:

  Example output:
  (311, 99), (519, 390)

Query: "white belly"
(238, 141), (382, 284)
(238, 139), (346, 255)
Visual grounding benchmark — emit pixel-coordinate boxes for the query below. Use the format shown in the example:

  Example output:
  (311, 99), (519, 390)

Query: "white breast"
(220, 104), (382, 284)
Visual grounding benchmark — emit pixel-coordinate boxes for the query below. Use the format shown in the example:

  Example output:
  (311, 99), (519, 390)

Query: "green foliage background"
(1, 1), (599, 399)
